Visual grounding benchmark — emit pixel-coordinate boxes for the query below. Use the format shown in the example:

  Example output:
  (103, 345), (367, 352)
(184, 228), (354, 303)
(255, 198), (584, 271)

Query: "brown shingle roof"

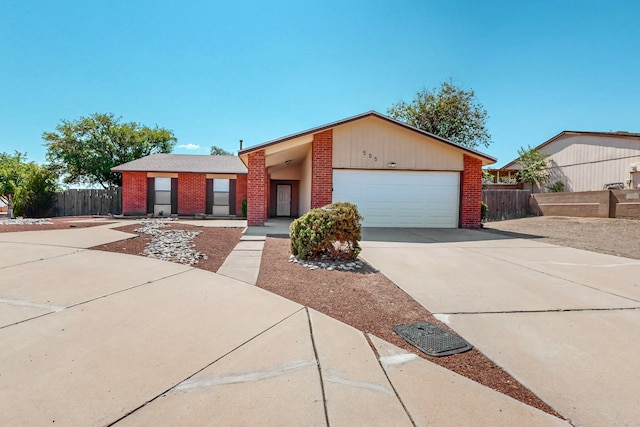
(111, 154), (247, 174)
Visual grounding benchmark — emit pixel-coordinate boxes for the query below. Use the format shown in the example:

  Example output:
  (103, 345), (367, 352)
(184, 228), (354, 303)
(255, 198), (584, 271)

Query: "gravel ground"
(91, 223), (242, 272)
(483, 216), (640, 259)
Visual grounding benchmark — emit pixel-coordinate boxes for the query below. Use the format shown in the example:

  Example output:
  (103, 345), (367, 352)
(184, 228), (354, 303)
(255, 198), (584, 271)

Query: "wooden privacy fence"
(54, 188), (122, 216)
(482, 189), (531, 221)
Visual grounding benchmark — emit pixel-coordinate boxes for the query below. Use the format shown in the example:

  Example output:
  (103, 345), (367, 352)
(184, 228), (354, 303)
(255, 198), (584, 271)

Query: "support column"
(461, 154), (483, 228)
(311, 129), (333, 209)
(247, 150), (267, 225)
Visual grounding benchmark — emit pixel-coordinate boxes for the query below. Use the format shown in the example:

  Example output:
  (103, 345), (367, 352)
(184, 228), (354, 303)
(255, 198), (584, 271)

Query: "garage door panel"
(332, 170), (459, 228)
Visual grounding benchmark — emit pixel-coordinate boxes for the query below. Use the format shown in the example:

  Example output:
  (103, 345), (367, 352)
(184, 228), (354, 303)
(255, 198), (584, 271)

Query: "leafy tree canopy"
(0, 151), (41, 218)
(387, 80), (492, 149)
(44, 113), (176, 188)
(14, 166), (59, 218)
(515, 145), (549, 190)
(210, 145), (232, 155)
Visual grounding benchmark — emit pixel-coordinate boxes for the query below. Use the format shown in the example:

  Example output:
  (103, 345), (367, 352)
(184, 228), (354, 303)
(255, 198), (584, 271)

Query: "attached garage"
(239, 111), (495, 228)
(333, 170), (460, 228)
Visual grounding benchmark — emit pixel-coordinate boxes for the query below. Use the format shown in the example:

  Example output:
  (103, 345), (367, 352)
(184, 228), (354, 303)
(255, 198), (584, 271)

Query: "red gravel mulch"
(90, 223), (243, 272)
(256, 237), (562, 418)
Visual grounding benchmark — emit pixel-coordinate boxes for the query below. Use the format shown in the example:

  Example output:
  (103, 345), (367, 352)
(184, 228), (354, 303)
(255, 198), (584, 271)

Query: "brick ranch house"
(112, 154), (247, 217)
(238, 111), (496, 228)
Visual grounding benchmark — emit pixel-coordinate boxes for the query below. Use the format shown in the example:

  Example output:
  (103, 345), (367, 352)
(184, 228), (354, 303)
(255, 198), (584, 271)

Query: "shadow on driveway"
(361, 227), (544, 244)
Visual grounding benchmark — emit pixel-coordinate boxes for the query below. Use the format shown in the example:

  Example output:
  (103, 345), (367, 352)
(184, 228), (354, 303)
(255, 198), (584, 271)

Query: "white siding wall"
(543, 135), (640, 191)
(333, 116), (464, 171)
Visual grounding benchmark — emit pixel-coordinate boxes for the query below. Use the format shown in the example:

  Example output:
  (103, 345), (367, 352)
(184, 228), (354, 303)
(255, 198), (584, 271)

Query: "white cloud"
(176, 143), (200, 150)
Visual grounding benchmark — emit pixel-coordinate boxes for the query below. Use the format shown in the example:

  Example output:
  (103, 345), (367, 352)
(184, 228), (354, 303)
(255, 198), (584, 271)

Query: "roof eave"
(239, 110), (496, 165)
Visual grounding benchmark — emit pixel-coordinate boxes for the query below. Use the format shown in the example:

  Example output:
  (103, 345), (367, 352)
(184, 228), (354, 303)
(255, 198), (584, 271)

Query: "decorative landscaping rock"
(288, 254), (370, 273)
(0, 218), (53, 225)
(135, 220), (207, 266)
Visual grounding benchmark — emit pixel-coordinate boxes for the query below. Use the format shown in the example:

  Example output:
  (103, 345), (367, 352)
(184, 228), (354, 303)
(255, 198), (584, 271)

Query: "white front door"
(276, 185), (291, 216)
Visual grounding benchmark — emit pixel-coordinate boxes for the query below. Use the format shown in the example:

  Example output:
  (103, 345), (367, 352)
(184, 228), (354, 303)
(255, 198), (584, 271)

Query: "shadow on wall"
(546, 160), (571, 192)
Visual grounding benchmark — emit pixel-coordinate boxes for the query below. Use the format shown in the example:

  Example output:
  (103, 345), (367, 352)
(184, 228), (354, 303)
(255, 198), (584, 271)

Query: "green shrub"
(13, 167), (58, 218)
(481, 201), (488, 221)
(290, 202), (363, 261)
(547, 181), (565, 193)
(241, 199), (247, 217)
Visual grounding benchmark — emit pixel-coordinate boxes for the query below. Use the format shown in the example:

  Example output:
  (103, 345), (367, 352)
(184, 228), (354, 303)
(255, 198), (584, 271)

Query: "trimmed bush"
(290, 202), (363, 261)
(241, 199), (247, 217)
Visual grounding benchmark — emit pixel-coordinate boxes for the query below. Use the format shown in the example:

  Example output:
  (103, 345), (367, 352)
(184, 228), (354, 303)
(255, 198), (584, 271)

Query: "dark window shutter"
(205, 179), (213, 214)
(146, 178), (154, 214)
(171, 178), (178, 215)
(229, 179), (237, 215)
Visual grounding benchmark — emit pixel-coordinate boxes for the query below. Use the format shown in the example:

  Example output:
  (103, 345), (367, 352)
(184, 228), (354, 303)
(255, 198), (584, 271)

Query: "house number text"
(362, 150), (378, 162)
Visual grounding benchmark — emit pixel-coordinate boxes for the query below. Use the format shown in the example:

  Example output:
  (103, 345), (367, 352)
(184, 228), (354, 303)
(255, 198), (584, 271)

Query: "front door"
(276, 185), (291, 216)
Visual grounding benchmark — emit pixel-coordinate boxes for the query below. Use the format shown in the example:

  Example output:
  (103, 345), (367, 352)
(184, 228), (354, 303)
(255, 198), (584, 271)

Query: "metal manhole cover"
(393, 322), (472, 357)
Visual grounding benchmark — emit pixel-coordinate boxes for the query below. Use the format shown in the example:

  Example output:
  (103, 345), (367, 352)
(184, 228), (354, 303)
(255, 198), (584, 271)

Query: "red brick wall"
(247, 150), (267, 225)
(122, 172), (147, 215)
(178, 173), (206, 215)
(461, 155), (483, 228)
(236, 174), (247, 216)
(311, 129), (333, 209)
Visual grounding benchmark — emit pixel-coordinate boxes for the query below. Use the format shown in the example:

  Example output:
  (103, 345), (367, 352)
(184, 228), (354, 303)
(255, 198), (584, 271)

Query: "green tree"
(0, 151), (36, 218)
(515, 146), (549, 191)
(210, 145), (232, 155)
(387, 80), (492, 149)
(13, 166), (59, 218)
(44, 113), (176, 188)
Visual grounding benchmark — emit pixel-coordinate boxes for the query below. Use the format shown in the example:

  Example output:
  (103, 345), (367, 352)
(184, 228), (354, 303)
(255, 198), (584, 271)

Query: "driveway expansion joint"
(305, 307), (331, 427)
(435, 306), (640, 317)
(463, 246), (640, 304)
(366, 334), (418, 427)
(0, 247), (85, 270)
(104, 306), (307, 427)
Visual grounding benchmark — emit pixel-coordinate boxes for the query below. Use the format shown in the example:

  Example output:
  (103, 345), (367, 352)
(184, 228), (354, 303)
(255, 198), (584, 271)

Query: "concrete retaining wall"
(530, 190), (640, 219)
(611, 190), (640, 219)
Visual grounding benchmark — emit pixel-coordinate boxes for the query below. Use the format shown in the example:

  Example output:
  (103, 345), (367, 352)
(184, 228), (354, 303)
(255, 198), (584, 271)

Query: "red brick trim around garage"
(247, 150), (267, 225)
(311, 129), (333, 209)
(460, 154), (483, 228)
(122, 172), (147, 215)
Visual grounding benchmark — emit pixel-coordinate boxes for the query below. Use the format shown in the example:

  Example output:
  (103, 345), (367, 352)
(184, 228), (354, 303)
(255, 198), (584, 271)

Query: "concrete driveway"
(360, 227), (640, 427)
(0, 223), (566, 426)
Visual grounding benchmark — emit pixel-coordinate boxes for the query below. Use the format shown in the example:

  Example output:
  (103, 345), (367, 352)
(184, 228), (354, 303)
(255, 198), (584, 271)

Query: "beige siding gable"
(543, 135), (640, 165)
(332, 116), (464, 171)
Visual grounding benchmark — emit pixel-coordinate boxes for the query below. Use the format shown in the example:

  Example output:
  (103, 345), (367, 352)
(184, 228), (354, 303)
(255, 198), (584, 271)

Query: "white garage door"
(332, 170), (460, 228)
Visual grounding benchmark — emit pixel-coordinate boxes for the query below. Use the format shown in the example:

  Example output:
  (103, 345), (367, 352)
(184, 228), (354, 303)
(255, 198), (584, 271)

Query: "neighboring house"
(238, 111), (496, 228)
(500, 131), (640, 192)
(112, 154), (247, 216)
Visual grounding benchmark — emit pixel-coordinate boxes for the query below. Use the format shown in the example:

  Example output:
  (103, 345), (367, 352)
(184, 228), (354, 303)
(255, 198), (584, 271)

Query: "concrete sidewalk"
(0, 223), (566, 426)
(361, 227), (640, 427)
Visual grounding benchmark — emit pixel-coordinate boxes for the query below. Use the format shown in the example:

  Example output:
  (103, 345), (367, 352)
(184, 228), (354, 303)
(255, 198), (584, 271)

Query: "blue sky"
(1, 0), (638, 172)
